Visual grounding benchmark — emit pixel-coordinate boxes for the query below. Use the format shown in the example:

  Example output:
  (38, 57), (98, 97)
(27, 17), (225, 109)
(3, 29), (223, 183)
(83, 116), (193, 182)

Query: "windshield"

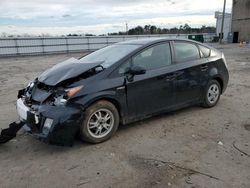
(79, 44), (141, 68)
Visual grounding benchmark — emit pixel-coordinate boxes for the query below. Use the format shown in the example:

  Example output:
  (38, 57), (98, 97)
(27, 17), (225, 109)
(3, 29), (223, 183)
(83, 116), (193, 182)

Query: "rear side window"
(174, 42), (200, 62)
(199, 45), (211, 58)
(132, 43), (172, 70)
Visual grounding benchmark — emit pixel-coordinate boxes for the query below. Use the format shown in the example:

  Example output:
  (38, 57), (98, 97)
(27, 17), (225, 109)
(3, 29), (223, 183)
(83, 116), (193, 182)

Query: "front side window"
(132, 43), (172, 70)
(118, 60), (131, 75)
(174, 42), (200, 62)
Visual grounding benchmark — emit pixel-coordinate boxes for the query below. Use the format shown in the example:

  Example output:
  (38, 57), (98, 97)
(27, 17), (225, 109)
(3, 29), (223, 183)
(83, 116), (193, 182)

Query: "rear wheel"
(202, 80), (221, 108)
(80, 100), (119, 143)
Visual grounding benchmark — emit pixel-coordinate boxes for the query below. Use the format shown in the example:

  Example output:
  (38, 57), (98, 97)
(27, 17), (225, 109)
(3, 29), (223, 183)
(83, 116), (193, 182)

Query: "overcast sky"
(0, 0), (232, 36)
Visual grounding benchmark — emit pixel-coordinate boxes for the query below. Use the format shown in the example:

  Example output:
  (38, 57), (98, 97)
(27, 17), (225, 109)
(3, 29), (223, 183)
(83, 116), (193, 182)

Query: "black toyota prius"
(0, 38), (229, 146)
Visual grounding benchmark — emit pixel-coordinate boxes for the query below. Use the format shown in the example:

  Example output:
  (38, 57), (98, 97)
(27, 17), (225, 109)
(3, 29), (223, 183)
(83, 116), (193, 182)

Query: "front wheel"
(80, 100), (119, 143)
(202, 80), (221, 108)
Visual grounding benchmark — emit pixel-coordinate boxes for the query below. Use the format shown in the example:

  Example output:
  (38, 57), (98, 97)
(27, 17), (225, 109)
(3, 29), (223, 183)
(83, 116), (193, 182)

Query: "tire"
(202, 79), (221, 108)
(80, 100), (119, 144)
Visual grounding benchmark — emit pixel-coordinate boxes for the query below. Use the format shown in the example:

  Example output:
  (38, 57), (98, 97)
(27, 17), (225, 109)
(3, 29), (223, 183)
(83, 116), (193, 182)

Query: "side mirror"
(125, 66), (146, 75)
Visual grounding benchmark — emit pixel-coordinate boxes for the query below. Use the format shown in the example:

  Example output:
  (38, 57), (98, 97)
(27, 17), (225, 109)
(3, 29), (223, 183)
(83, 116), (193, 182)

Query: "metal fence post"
(65, 37), (69, 53)
(87, 37), (90, 51)
(14, 38), (19, 56)
(41, 37), (45, 54)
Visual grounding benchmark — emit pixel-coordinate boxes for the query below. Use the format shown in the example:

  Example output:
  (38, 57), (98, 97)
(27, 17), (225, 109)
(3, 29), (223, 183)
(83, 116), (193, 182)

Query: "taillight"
(222, 53), (228, 69)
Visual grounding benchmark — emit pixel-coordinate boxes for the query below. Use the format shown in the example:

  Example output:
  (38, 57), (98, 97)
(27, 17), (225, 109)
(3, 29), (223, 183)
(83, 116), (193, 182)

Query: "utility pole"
(219, 0), (226, 44)
(126, 22), (128, 35)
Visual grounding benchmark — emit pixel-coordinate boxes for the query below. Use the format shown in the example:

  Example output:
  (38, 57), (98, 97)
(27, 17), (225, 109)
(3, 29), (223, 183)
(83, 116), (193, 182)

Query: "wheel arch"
(212, 76), (224, 94)
(208, 67), (224, 94)
(83, 96), (124, 124)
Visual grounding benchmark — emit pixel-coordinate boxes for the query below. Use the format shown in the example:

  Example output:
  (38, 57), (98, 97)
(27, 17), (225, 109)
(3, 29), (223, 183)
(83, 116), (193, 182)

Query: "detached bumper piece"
(0, 122), (25, 144)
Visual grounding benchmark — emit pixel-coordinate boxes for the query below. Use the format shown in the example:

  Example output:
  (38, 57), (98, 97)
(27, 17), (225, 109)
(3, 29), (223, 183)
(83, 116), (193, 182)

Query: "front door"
(125, 42), (175, 119)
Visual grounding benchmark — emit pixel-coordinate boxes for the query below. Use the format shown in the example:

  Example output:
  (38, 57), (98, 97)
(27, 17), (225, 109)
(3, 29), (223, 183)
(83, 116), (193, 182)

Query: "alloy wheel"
(87, 109), (114, 138)
(207, 84), (220, 104)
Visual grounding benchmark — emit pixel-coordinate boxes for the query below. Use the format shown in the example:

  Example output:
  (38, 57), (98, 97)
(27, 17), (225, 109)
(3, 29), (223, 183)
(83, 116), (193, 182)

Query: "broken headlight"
(65, 86), (83, 98)
(54, 95), (67, 106)
(53, 86), (83, 106)
(21, 81), (35, 99)
(27, 81), (35, 88)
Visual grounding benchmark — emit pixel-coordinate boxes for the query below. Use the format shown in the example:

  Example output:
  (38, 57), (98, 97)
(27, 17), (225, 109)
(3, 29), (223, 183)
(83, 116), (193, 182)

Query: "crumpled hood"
(38, 58), (102, 86)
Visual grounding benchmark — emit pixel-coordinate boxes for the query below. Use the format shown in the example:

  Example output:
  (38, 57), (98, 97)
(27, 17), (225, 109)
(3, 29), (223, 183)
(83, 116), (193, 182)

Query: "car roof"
(117, 38), (187, 45)
(116, 37), (208, 47)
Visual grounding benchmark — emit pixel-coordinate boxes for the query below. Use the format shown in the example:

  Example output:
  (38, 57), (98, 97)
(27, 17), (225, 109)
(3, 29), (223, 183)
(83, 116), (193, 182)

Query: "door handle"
(201, 64), (208, 71)
(165, 71), (183, 81)
(165, 75), (175, 81)
(165, 73), (177, 81)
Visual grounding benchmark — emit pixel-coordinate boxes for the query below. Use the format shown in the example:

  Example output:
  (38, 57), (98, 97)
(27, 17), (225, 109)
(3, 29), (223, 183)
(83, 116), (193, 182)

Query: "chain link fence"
(0, 33), (215, 57)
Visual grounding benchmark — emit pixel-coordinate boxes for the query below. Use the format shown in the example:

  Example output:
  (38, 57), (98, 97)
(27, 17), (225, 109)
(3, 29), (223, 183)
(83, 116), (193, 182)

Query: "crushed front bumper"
(16, 98), (82, 146)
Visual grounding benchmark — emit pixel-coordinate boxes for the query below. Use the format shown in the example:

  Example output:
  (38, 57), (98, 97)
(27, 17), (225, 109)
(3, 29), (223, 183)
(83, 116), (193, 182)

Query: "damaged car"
(0, 38), (229, 146)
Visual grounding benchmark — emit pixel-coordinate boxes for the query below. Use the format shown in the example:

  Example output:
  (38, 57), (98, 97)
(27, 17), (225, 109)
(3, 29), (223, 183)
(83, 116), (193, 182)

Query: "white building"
(215, 11), (232, 42)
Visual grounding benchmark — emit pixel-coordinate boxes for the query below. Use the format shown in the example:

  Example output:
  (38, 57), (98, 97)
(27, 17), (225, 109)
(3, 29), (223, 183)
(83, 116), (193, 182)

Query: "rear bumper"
(17, 98), (83, 146)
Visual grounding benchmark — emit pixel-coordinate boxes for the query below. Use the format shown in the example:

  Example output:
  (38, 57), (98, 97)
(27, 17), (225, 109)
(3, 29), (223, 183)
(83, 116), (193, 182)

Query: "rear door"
(171, 41), (204, 105)
(125, 42), (175, 119)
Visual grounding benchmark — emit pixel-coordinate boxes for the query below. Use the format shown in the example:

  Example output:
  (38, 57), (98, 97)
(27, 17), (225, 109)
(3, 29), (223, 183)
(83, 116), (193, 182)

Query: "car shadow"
(117, 105), (203, 133)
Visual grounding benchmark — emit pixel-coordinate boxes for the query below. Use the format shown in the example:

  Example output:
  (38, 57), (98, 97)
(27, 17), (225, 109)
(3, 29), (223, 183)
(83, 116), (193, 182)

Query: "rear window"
(174, 42), (200, 62)
(199, 45), (211, 58)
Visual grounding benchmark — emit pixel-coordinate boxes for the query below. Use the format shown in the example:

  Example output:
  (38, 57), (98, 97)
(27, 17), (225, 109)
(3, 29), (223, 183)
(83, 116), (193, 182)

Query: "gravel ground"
(0, 44), (249, 188)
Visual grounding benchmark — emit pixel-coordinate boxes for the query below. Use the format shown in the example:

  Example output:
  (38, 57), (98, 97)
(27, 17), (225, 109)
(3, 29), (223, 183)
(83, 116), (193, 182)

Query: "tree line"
(108, 24), (215, 35)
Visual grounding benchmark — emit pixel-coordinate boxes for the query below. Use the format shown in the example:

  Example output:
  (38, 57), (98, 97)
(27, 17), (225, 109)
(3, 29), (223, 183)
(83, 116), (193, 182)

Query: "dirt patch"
(128, 156), (220, 187)
(244, 124), (250, 131)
